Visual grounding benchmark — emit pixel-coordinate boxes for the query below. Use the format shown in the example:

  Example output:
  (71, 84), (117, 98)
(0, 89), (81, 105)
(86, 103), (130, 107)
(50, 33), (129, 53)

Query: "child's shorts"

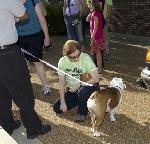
(18, 30), (44, 62)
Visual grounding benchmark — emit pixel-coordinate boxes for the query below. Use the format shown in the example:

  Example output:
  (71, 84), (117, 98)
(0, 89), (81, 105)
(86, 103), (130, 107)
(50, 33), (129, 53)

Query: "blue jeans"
(82, 16), (86, 40)
(53, 84), (99, 116)
(64, 15), (84, 46)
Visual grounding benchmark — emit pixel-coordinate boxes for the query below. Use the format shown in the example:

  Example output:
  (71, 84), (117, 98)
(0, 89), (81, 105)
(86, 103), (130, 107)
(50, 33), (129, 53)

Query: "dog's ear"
(115, 77), (123, 82)
(112, 77), (116, 81)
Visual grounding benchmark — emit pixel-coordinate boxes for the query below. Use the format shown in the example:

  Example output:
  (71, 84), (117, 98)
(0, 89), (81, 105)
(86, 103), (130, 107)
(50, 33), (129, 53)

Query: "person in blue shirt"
(0, 0), (51, 139)
(16, 0), (51, 95)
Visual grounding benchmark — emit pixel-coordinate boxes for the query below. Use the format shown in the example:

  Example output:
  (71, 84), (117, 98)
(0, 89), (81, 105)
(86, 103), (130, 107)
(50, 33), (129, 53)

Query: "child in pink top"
(86, 0), (104, 74)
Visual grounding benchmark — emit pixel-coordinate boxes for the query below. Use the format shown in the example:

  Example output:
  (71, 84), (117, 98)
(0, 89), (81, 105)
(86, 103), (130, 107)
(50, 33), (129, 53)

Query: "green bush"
(46, 0), (66, 35)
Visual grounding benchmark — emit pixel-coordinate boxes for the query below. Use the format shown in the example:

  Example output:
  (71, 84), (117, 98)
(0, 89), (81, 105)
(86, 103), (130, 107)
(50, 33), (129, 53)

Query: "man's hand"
(60, 102), (67, 112)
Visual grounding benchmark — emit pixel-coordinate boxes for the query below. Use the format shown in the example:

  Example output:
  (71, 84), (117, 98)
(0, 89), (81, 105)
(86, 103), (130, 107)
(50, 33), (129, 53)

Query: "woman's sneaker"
(42, 84), (51, 95)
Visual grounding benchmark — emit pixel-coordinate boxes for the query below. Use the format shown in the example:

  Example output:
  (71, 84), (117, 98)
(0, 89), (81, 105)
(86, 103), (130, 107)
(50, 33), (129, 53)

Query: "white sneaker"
(42, 84), (51, 95)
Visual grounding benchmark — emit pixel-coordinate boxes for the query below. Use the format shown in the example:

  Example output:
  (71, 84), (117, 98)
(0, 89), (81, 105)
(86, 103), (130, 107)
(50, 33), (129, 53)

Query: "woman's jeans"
(53, 84), (99, 116)
(64, 15), (84, 46)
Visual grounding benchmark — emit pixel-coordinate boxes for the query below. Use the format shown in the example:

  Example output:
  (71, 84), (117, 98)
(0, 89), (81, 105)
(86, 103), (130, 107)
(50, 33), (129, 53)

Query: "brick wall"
(109, 0), (150, 37)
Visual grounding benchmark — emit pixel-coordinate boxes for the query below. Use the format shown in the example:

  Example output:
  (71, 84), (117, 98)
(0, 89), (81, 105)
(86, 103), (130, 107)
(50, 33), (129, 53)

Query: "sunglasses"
(68, 52), (81, 59)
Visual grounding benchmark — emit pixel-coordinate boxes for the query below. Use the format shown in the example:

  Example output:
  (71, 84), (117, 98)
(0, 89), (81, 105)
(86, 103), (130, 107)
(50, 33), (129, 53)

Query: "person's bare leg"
(96, 51), (103, 74)
(34, 62), (50, 94)
(104, 23), (109, 55)
(34, 62), (47, 85)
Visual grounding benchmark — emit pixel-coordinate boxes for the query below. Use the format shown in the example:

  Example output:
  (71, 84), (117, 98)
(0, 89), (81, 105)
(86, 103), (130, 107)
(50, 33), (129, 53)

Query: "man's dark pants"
(0, 44), (42, 134)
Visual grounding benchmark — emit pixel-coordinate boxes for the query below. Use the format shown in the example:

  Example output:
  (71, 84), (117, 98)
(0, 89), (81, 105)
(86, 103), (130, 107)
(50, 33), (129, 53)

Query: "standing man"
(63, 0), (85, 51)
(0, 0), (51, 139)
(16, 0), (51, 95)
(103, 0), (113, 60)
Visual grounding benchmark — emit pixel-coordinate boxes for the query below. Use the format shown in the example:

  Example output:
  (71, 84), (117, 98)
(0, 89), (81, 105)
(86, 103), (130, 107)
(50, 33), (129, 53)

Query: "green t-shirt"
(58, 52), (97, 88)
(103, 0), (113, 19)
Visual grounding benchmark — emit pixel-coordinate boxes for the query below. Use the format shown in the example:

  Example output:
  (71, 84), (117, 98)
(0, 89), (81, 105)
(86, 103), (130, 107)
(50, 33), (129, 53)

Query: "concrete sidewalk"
(12, 125), (43, 144)
(0, 125), (43, 144)
(0, 126), (17, 144)
(110, 32), (150, 46)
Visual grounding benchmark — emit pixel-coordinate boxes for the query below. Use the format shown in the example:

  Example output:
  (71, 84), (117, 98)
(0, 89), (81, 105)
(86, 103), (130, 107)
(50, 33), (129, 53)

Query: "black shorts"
(18, 31), (44, 62)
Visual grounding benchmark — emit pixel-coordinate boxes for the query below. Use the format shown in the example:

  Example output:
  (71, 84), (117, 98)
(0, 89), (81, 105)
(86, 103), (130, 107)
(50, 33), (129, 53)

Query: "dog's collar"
(109, 85), (123, 92)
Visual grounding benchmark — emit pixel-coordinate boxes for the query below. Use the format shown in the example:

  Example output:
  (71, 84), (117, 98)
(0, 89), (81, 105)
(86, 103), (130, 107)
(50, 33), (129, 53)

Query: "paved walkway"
(0, 126), (17, 144)
(0, 125), (43, 144)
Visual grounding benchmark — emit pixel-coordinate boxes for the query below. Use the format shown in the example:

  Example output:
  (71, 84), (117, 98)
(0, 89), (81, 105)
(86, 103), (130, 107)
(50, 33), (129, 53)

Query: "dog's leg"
(92, 114), (105, 137)
(110, 109), (116, 122)
(88, 109), (96, 132)
(109, 92), (122, 122)
(90, 114), (96, 133)
(109, 91), (122, 122)
(106, 99), (111, 112)
(88, 109), (94, 123)
(91, 114), (95, 125)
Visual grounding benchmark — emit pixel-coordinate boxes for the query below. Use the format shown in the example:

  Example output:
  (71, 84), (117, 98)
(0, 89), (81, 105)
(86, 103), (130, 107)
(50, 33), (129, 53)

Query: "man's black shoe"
(39, 124), (51, 135)
(27, 124), (51, 139)
(27, 132), (39, 139)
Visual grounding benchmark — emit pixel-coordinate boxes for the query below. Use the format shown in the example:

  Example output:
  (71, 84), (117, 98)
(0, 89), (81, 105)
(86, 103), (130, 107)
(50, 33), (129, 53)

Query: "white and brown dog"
(87, 77), (126, 137)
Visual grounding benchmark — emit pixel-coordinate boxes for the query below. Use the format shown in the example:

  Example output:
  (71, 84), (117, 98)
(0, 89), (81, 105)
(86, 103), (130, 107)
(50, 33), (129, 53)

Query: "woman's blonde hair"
(63, 40), (81, 56)
(87, 0), (102, 12)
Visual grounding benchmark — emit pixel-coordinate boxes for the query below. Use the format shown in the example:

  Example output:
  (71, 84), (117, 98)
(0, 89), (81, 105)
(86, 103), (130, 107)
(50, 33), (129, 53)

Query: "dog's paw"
(91, 128), (101, 137)
(94, 131), (100, 137)
(91, 128), (94, 133)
